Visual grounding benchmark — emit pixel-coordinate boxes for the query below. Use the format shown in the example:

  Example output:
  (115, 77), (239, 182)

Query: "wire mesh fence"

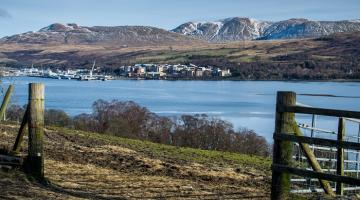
(290, 110), (360, 195)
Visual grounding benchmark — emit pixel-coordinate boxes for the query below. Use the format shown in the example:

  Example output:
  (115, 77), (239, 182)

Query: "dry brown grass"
(0, 38), (310, 63)
(0, 123), (270, 199)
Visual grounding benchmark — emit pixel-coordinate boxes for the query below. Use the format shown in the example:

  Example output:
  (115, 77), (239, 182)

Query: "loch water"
(2, 77), (360, 141)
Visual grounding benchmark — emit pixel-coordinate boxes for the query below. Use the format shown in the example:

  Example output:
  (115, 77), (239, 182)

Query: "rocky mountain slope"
(172, 17), (272, 42)
(172, 17), (360, 42)
(2, 18), (360, 45)
(0, 23), (204, 46)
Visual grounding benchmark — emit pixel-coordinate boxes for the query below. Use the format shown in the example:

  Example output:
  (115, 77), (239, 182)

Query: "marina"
(0, 61), (113, 81)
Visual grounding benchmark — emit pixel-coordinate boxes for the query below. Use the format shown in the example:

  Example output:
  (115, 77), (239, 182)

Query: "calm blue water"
(2, 77), (360, 141)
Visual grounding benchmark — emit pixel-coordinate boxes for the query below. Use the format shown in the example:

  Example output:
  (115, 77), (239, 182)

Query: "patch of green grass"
(139, 47), (282, 64)
(187, 48), (235, 57)
(229, 55), (262, 63)
(135, 48), (238, 63)
(50, 126), (271, 173)
(311, 55), (336, 61)
(135, 52), (186, 63)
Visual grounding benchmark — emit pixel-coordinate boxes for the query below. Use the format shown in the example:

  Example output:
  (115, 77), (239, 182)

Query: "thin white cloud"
(0, 8), (11, 18)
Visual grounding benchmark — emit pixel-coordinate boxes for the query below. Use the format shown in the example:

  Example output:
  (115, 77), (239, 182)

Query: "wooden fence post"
(12, 105), (29, 154)
(27, 83), (45, 180)
(336, 117), (345, 195)
(0, 85), (14, 121)
(271, 91), (296, 200)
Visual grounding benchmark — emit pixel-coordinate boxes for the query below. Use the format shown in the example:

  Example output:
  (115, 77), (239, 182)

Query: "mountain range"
(172, 17), (360, 42)
(1, 17), (360, 45)
(0, 23), (203, 46)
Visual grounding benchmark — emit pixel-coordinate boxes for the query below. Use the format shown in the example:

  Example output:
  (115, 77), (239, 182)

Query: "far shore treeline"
(6, 100), (270, 157)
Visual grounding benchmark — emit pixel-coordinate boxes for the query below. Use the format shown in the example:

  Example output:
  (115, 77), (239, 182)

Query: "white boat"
(78, 60), (97, 81)
(79, 75), (97, 81)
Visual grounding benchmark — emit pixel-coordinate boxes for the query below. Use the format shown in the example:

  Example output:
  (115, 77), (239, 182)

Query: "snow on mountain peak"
(39, 23), (86, 32)
(172, 17), (360, 42)
(172, 17), (273, 41)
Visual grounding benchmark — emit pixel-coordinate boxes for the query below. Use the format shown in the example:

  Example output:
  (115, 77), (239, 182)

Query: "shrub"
(172, 114), (269, 156)
(6, 100), (271, 157)
(6, 104), (26, 122)
(44, 109), (72, 127)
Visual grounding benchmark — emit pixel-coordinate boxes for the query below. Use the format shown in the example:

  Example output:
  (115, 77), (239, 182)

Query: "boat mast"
(90, 60), (96, 78)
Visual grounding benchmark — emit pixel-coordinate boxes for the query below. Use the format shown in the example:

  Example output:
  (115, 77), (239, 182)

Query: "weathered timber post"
(0, 85), (14, 121)
(271, 91), (296, 200)
(27, 83), (45, 180)
(293, 123), (335, 196)
(12, 105), (29, 154)
(336, 117), (345, 195)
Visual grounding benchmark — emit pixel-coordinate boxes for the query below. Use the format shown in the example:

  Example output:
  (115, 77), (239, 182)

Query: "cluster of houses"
(1, 63), (232, 80)
(117, 64), (232, 79)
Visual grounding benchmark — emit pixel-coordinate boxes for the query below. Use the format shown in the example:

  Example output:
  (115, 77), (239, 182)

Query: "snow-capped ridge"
(172, 17), (360, 42)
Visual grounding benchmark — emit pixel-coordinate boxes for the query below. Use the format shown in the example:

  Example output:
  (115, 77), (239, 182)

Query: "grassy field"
(0, 123), (272, 199)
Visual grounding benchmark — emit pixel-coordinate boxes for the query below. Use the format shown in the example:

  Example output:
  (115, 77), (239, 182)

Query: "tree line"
(6, 100), (270, 157)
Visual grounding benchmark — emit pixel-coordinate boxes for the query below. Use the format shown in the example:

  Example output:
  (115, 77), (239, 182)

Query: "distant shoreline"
(104, 76), (360, 82)
(4, 76), (360, 83)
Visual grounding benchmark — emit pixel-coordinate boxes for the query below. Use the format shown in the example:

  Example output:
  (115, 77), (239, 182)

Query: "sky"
(0, 0), (360, 37)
